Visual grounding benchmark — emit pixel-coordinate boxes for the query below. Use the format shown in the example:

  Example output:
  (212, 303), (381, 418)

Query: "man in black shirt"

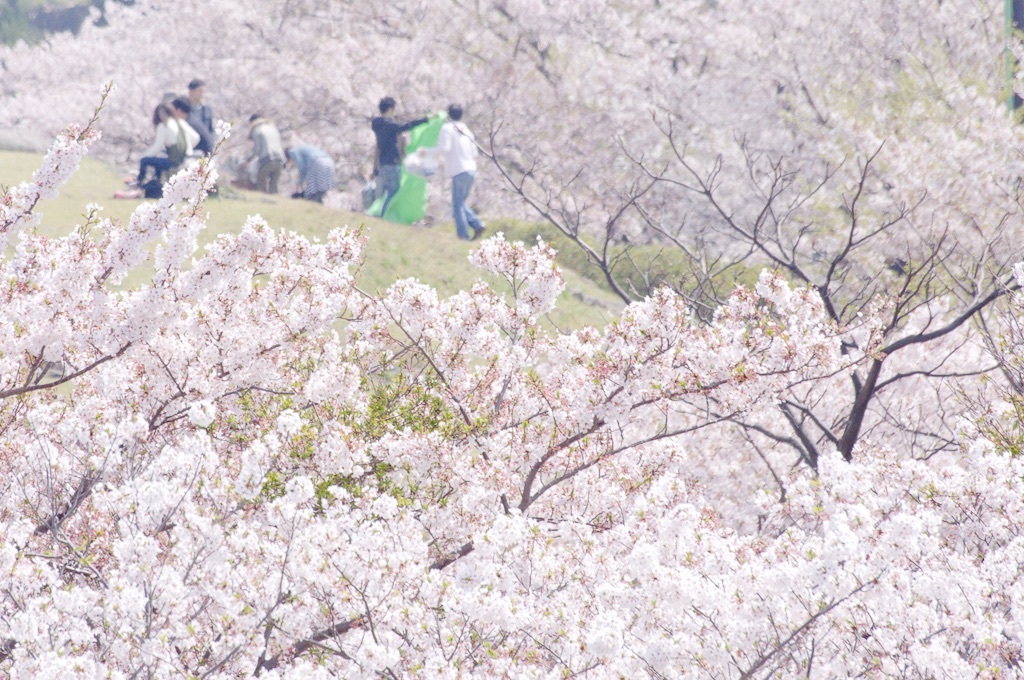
(371, 96), (430, 217)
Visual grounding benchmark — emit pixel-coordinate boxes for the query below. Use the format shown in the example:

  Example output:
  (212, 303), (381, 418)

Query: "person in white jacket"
(136, 100), (200, 186)
(435, 104), (485, 241)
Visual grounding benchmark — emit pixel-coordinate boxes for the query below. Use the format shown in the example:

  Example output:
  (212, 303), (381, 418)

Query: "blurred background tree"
(0, 0), (134, 45)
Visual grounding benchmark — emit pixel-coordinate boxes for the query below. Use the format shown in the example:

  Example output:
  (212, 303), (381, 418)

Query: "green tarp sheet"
(366, 113), (446, 224)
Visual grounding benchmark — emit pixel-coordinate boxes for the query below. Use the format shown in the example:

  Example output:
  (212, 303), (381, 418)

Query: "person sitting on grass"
(136, 101), (199, 188)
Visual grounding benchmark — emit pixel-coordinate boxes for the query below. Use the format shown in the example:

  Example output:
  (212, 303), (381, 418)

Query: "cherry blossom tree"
(482, 0), (1024, 475)
(3, 5), (1024, 674)
(1, 94), (1023, 677)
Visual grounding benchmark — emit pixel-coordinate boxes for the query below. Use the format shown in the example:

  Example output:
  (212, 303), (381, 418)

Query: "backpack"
(166, 120), (188, 167)
(142, 178), (163, 199)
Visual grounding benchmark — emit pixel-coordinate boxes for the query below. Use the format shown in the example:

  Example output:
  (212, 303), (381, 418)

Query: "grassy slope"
(1, 150), (624, 330)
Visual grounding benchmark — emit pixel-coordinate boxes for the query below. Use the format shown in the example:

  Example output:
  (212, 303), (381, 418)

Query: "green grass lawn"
(1, 150), (624, 330)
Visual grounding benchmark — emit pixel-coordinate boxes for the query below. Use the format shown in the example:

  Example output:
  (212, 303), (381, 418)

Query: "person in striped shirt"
(285, 144), (336, 203)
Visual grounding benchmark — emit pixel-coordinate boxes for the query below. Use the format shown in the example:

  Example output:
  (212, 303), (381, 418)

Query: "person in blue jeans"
(136, 102), (199, 187)
(436, 104), (485, 241)
(371, 96), (430, 217)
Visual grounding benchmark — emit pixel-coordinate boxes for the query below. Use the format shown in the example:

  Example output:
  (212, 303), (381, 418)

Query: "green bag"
(166, 121), (188, 167)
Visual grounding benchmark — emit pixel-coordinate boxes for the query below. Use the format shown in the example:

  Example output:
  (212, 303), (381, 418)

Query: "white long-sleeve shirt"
(435, 121), (478, 177)
(141, 117), (200, 159)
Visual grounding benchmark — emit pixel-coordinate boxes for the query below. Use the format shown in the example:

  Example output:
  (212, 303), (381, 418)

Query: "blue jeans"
(138, 156), (173, 184)
(452, 171), (482, 240)
(376, 164), (401, 216)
